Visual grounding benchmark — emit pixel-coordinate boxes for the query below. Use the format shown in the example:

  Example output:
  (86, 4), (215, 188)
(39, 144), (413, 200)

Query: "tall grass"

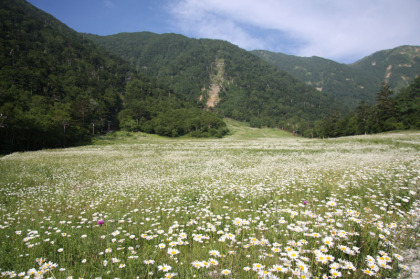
(1, 124), (419, 278)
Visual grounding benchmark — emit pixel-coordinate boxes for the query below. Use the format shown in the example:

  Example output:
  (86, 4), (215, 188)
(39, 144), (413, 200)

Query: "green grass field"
(1, 121), (419, 278)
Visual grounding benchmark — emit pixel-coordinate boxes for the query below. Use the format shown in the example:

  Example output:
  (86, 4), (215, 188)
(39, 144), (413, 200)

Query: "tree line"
(117, 78), (228, 138)
(313, 77), (420, 138)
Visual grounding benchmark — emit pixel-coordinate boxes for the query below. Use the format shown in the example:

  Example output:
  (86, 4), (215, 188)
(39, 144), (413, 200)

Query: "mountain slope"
(86, 32), (215, 105)
(350, 45), (420, 92)
(252, 46), (420, 108)
(87, 32), (344, 135)
(0, 0), (137, 152)
(0, 0), (228, 152)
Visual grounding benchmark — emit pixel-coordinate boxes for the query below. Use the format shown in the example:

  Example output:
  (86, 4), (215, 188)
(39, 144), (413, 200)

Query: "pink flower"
(303, 201), (308, 205)
(97, 220), (105, 226)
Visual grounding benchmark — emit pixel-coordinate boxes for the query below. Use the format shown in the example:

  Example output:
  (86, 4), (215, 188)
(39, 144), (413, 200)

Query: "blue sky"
(27, 0), (420, 64)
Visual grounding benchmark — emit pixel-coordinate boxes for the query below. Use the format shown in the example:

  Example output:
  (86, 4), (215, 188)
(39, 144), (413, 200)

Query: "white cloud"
(168, 0), (265, 49)
(169, 0), (420, 62)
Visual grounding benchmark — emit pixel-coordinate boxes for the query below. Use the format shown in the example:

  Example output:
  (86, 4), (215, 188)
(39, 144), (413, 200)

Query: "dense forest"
(87, 32), (342, 135)
(314, 77), (420, 138)
(117, 78), (228, 138)
(0, 0), (228, 153)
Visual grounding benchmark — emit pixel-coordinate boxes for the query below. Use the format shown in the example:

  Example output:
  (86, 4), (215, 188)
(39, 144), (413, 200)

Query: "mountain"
(0, 0), (134, 152)
(7, 0), (414, 151)
(86, 32), (343, 134)
(251, 46), (420, 108)
(350, 45), (420, 92)
(0, 0), (228, 153)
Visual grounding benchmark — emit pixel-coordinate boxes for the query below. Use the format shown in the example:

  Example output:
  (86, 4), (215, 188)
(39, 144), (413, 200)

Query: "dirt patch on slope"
(206, 58), (224, 108)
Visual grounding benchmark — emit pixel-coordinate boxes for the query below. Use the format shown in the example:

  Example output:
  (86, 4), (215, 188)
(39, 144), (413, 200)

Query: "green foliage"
(0, 1), (230, 153)
(151, 108), (229, 138)
(3, 1), (416, 150)
(87, 32), (343, 136)
(86, 32), (214, 104)
(0, 0), (134, 152)
(315, 78), (420, 138)
(118, 78), (228, 137)
(375, 83), (396, 130)
(395, 76), (420, 129)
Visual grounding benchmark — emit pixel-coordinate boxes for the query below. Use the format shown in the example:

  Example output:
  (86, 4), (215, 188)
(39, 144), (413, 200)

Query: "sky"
(27, 0), (420, 64)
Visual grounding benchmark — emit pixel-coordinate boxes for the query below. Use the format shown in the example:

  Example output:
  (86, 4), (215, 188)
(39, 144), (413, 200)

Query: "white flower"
(167, 248), (180, 257)
(111, 230), (120, 237)
(158, 264), (172, 272)
(221, 269), (231, 275)
(144, 259), (155, 265)
(288, 250), (299, 259)
(163, 272), (178, 278)
(327, 200), (337, 206)
(209, 250), (221, 257)
(252, 263), (265, 271)
(192, 260), (204, 269)
(209, 258), (219, 266)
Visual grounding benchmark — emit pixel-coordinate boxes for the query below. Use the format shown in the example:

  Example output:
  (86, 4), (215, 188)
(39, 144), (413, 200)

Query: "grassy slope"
(222, 119), (295, 140)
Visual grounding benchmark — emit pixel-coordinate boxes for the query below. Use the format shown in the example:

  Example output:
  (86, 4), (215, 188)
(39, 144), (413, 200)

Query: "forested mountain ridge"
(252, 46), (420, 108)
(0, 0), (228, 153)
(86, 32), (343, 134)
(350, 45), (420, 92)
(0, 0), (133, 151)
(86, 32), (216, 106)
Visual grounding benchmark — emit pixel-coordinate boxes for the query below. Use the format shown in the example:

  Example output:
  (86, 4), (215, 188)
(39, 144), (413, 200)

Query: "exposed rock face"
(206, 58), (225, 108)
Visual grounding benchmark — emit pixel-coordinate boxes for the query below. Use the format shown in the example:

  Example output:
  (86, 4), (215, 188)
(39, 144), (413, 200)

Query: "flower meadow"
(0, 126), (419, 279)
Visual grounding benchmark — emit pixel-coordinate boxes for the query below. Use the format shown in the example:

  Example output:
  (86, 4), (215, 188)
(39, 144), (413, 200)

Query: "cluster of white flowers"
(1, 131), (419, 278)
